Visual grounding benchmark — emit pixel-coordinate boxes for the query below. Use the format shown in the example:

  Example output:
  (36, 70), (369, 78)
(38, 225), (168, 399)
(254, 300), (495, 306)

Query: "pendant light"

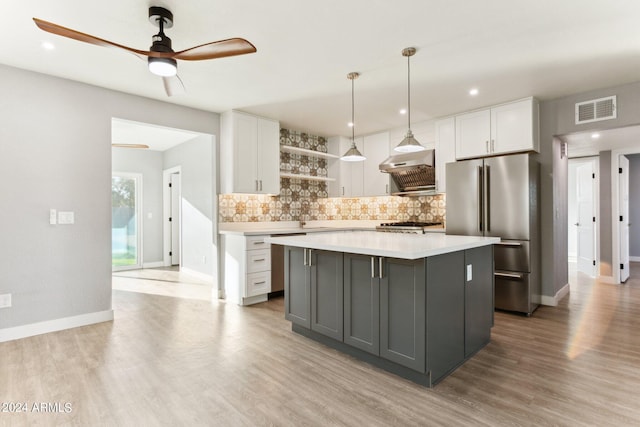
(394, 47), (425, 153)
(341, 72), (366, 162)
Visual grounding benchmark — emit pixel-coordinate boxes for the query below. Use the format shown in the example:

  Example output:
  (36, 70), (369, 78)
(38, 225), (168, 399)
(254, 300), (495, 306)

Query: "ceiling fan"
(33, 6), (257, 96)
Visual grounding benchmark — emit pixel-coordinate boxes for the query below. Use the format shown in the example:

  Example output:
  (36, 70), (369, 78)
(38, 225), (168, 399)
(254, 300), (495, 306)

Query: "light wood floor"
(2, 265), (640, 426)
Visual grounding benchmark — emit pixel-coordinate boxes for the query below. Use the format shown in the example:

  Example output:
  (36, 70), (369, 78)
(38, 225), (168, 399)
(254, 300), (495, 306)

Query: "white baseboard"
(180, 267), (214, 284)
(540, 283), (570, 306)
(143, 261), (165, 269)
(630, 256), (640, 262)
(0, 309), (114, 343)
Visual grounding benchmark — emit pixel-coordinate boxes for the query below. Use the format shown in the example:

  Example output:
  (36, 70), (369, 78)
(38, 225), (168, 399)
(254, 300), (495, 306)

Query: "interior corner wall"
(598, 151), (613, 276)
(163, 134), (215, 278)
(0, 64), (218, 334)
(112, 147), (164, 264)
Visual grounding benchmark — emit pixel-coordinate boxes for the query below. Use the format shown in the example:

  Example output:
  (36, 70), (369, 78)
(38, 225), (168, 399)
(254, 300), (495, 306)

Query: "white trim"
(630, 256), (640, 262)
(163, 166), (182, 267)
(540, 283), (570, 306)
(0, 310), (114, 343)
(142, 261), (164, 269)
(180, 267), (214, 284)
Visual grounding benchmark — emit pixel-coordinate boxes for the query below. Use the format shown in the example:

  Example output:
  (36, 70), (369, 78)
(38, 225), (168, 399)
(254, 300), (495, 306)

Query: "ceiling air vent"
(575, 95), (616, 125)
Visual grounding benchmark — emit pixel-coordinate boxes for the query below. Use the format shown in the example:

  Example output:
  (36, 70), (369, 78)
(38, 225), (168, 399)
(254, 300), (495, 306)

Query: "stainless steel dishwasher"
(270, 233), (305, 296)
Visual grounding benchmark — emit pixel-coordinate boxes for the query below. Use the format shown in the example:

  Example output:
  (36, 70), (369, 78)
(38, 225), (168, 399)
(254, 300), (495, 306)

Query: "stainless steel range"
(376, 221), (443, 234)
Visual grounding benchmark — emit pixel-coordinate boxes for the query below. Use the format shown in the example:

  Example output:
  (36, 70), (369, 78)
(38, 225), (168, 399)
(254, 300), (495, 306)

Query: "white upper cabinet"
(362, 132), (391, 196)
(220, 111), (280, 194)
(455, 98), (539, 160)
(434, 117), (456, 193)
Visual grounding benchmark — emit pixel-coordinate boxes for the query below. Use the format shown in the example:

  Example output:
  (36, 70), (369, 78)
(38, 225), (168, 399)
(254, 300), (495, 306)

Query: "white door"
(620, 155), (630, 282)
(170, 172), (181, 266)
(576, 162), (596, 277)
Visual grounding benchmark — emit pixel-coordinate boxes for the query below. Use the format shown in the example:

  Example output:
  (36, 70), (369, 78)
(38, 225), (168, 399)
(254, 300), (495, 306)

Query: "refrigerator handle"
(478, 165), (484, 232)
(486, 165), (491, 232)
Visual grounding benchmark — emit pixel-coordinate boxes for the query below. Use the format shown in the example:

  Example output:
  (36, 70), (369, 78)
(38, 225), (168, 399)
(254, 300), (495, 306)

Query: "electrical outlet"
(466, 264), (473, 282)
(50, 209), (57, 225)
(0, 293), (12, 308)
(202, 256), (207, 264)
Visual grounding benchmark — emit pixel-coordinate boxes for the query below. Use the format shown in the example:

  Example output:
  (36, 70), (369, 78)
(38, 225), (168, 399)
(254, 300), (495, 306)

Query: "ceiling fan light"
(394, 130), (425, 153)
(148, 57), (177, 77)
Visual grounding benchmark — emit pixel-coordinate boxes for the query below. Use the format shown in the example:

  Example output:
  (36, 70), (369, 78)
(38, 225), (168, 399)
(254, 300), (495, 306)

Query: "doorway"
(164, 166), (182, 267)
(112, 172), (143, 271)
(568, 158), (598, 277)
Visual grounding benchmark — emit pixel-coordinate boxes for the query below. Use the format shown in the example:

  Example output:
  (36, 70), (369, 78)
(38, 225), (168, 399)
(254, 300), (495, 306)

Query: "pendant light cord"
(407, 53), (411, 133)
(351, 76), (355, 146)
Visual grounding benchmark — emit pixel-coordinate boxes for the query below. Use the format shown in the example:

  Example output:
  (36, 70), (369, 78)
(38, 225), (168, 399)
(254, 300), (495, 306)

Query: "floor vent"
(575, 95), (616, 124)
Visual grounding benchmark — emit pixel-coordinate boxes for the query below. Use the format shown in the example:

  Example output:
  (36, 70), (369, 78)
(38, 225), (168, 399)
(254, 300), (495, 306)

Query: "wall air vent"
(575, 95), (616, 124)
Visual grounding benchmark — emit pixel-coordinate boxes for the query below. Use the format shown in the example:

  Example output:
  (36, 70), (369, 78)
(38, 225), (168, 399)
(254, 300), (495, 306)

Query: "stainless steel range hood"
(379, 150), (435, 196)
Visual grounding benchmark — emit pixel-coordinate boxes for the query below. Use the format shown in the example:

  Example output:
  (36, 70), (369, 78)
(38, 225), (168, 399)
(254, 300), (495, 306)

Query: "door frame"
(112, 171), (143, 271)
(568, 157), (599, 277)
(163, 166), (182, 267)
(611, 148), (638, 284)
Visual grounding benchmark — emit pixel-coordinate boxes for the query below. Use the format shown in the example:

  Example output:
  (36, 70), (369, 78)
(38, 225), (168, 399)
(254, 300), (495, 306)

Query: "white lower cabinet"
(223, 234), (272, 305)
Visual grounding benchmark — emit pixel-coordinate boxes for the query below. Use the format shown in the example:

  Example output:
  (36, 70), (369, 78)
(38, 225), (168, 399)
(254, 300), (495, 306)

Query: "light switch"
(50, 209), (57, 225)
(58, 211), (75, 225)
(0, 293), (11, 308)
(147, 212), (153, 219)
(466, 264), (473, 282)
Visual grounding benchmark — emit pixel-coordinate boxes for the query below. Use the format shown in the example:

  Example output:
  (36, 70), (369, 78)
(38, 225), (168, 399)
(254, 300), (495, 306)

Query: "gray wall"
(628, 154), (640, 258)
(540, 80), (640, 299)
(112, 147), (164, 264)
(0, 64), (218, 331)
(599, 151), (612, 276)
(164, 135), (216, 277)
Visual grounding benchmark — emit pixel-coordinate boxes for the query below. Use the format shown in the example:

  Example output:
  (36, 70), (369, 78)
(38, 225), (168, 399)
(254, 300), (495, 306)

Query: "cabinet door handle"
(342, 186), (345, 196)
(253, 241), (265, 245)
(255, 180), (259, 191)
(259, 180), (263, 191)
(379, 257), (384, 278)
(371, 257), (376, 278)
(254, 281), (266, 285)
(386, 184), (389, 194)
(307, 249), (312, 266)
(254, 258), (265, 262)
(495, 272), (524, 280)
(491, 139), (495, 152)
(486, 140), (489, 153)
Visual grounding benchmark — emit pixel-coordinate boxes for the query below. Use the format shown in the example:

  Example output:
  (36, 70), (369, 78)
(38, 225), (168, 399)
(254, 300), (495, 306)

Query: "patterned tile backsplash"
(218, 128), (446, 224)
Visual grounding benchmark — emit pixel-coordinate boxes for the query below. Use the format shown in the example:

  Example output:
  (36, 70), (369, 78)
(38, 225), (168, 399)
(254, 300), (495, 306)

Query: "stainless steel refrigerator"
(445, 153), (540, 315)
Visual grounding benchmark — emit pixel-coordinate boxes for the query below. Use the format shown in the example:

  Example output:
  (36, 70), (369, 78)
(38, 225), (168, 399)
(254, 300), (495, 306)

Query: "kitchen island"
(265, 231), (499, 387)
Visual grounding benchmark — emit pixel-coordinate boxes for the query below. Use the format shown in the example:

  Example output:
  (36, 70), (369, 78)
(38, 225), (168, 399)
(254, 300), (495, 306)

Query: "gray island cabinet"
(268, 231), (498, 387)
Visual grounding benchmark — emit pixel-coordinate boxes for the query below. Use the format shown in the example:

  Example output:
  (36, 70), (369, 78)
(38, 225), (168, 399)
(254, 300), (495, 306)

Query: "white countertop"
(265, 231), (499, 260)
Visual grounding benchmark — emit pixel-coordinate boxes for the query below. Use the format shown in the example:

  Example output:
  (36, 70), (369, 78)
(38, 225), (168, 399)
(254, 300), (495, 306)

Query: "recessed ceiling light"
(469, 88), (479, 96)
(41, 41), (55, 50)
(399, 108), (407, 115)
(591, 133), (600, 139)
(347, 122), (354, 128)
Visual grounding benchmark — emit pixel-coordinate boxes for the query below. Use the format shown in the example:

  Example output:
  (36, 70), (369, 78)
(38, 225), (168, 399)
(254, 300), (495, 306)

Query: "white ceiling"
(562, 125), (640, 158)
(111, 118), (202, 151)
(5, 0), (640, 140)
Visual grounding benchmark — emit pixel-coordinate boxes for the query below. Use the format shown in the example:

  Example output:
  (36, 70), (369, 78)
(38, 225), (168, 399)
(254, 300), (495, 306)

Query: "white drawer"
(246, 235), (270, 250)
(247, 249), (271, 274)
(246, 272), (271, 297)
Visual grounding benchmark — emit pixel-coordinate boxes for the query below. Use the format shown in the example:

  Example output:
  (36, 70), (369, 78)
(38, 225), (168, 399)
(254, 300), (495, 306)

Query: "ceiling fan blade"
(112, 144), (149, 149)
(33, 18), (148, 60)
(163, 75), (186, 97)
(174, 38), (256, 61)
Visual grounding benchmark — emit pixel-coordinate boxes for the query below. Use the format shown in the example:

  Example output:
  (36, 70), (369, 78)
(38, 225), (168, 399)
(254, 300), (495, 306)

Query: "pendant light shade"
(341, 72), (366, 162)
(394, 47), (425, 153)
